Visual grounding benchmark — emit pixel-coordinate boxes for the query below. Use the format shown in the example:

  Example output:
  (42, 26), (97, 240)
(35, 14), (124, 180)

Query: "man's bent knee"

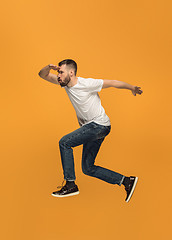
(59, 136), (68, 147)
(82, 166), (95, 176)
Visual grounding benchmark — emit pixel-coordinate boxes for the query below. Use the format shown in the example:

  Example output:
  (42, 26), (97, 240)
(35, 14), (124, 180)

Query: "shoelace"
(56, 179), (66, 190)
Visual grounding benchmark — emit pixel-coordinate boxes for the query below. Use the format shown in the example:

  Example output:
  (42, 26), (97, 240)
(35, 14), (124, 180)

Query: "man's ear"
(70, 69), (74, 77)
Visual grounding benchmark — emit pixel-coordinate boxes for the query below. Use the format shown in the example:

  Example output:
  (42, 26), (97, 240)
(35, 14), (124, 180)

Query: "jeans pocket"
(91, 122), (99, 128)
(106, 125), (111, 131)
(91, 122), (111, 131)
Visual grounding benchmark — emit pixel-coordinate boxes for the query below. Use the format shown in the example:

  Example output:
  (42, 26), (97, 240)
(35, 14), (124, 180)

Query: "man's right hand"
(49, 64), (58, 70)
(38, 64), (59, 85)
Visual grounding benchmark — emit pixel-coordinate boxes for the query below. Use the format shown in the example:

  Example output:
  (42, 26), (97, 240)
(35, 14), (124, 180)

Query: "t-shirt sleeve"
(86, 78), (104, 92)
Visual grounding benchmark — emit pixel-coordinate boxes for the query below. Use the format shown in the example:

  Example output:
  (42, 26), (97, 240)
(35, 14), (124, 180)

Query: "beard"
(59, 74), (71, 87)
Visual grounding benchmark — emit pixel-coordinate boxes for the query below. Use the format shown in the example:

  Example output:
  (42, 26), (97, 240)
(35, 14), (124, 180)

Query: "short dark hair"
(58, 59), (77, 75)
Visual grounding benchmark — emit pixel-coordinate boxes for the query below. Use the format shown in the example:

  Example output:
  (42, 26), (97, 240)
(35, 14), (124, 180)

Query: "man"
(38, 59), (143, 202)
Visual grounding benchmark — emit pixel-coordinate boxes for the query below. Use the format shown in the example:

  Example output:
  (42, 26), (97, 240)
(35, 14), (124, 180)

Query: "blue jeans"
(59, 121), (125, 186)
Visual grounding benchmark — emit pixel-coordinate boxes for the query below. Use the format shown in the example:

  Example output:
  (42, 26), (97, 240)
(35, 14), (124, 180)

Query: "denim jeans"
(59, 121), (125, 186)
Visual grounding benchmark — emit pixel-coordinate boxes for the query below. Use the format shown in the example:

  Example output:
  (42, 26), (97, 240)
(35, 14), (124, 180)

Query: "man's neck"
(67, 76), (78, 87)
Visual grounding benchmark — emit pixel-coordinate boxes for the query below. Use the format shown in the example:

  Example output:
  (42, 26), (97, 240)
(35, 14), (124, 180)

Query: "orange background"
(0, 0), (172, 239)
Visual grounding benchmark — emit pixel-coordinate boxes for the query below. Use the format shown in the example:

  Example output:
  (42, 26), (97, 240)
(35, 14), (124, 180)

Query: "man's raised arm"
(38, 64), (60, 85)
(102, 79), (143, 96)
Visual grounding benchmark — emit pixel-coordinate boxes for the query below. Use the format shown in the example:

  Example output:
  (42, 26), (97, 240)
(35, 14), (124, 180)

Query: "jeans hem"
(64, 178), (76, 181)
(119, 175), (125, 186)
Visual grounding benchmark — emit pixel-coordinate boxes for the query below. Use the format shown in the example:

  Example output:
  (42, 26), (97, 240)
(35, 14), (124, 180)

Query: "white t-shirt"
(64, 76), (111, 127)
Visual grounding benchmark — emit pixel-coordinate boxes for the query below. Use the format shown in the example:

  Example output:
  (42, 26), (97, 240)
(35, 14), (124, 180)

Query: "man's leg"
(81, 134), (138, 202)
(81, 137), (124, 186)
(58, 122), (113, 181)
(52, 122), (112, 197)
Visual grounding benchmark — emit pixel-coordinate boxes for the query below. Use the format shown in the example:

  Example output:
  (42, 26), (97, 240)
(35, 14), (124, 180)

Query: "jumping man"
(38, 59), (143, 202)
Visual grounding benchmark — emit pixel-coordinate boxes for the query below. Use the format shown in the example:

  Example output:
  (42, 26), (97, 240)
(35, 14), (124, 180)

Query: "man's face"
(57, 64), (71, 87)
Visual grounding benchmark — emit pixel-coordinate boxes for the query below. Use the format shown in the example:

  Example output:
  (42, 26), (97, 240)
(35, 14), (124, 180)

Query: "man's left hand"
(131, 86), (143, 96)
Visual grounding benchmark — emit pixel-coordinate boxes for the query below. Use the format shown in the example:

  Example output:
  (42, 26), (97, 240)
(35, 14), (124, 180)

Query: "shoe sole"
(125, 177), (138, 202)
(51, 191), (79, 197)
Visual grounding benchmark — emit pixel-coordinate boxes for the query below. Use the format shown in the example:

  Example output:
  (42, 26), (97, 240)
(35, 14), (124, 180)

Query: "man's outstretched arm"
(102, 79), (143, 96)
